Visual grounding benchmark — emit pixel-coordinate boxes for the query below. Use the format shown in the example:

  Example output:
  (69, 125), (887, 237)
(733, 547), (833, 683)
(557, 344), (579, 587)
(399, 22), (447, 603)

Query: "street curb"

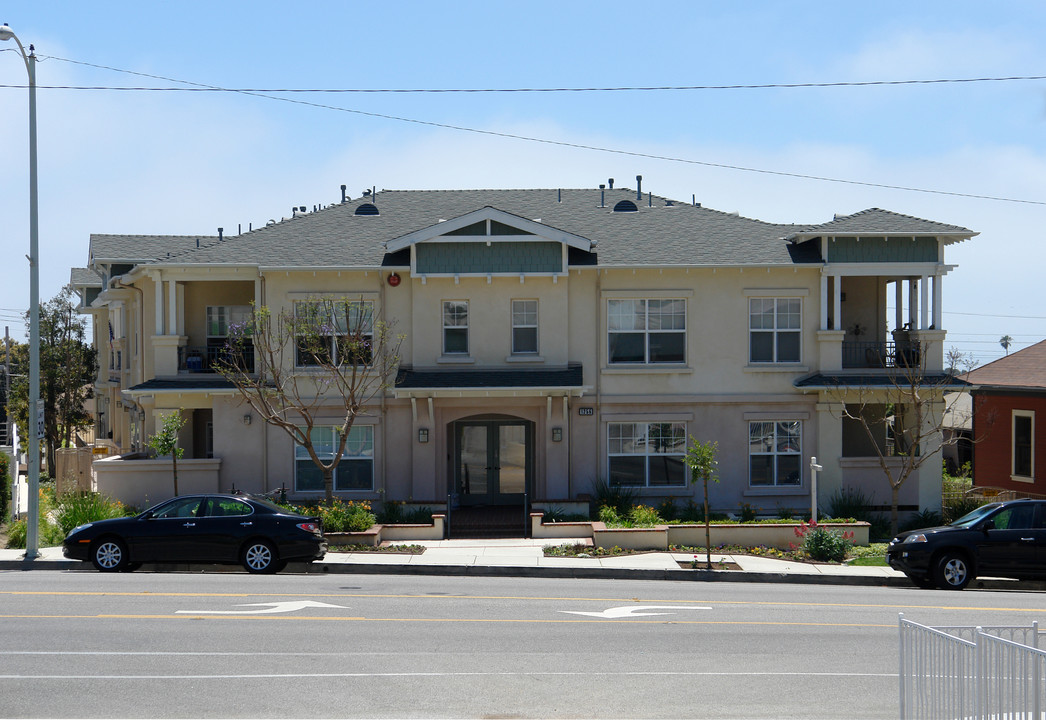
(2, 557), (1040, 591)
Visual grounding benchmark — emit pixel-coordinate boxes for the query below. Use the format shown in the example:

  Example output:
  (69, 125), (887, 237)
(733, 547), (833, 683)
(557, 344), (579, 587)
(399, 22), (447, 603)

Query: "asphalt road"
(2, 570), (1044, 719)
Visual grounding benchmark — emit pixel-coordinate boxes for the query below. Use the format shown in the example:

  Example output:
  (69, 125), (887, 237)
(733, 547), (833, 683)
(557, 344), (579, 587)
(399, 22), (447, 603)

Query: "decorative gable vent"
(613, 200), (638, 213)
(354, 203), (379, 216)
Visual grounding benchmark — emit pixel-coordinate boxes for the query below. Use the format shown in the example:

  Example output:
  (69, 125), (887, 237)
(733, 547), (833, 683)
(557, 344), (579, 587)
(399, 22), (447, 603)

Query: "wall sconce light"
(552, 427), (563, 442)
(243, 414), (252, 426)
(418, 428), (429, 443)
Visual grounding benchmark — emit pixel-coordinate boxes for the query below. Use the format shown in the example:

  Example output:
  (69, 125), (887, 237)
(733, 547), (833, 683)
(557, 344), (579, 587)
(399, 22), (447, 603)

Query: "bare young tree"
(214, 298), (403, 502)
(825, 340), (986, 535)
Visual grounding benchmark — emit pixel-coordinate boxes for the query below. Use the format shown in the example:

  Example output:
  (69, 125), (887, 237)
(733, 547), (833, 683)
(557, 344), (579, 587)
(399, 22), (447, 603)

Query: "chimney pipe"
(599, 184), (605, 208)
(608, 178), (614, 189)
(218, 227), (223, 241)
(341, 184), (346, 203)
(636, 175), (642, 201)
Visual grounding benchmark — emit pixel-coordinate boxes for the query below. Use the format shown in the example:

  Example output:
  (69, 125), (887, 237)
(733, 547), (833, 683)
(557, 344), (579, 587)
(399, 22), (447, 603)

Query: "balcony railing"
(179, 342), (255, 374)
(842, 340), (921, 369)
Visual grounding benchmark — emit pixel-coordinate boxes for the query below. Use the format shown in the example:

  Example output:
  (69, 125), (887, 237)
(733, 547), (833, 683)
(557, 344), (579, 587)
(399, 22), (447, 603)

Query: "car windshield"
(949, 503), (1002, 528)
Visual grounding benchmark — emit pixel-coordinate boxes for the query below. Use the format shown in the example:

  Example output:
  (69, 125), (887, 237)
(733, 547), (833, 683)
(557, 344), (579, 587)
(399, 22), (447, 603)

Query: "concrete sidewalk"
(0, 538), (917, 587)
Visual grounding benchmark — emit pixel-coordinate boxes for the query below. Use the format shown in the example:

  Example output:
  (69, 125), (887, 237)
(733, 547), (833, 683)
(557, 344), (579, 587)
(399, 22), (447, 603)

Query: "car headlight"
(903, 534), (927, 544)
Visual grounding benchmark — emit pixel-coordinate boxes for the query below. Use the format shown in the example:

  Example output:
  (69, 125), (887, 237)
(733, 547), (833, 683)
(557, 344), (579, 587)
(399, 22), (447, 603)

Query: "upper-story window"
(204, 305), (254, 372)
(608, 298), (685, 364)
(443, 300), (469, 355)
(294, 300), (373, 367)
(749, 298), (801, 364)
(511, 300), (538, 354)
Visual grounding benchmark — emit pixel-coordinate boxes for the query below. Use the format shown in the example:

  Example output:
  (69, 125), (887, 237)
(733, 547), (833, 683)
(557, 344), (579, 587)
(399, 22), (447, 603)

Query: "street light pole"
(1, 24), (41, 560)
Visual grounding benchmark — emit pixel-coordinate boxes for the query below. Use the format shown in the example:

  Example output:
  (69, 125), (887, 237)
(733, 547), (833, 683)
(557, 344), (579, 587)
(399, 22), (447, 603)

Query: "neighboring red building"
(970, 340), (1046, 495)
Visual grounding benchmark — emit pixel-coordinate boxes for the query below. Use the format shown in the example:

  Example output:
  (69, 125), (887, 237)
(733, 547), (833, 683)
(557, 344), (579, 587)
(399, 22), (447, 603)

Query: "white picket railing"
(899, 613), (1045, 719)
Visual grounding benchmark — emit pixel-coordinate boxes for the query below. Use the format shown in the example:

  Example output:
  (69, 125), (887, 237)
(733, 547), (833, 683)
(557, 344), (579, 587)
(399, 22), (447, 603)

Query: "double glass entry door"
(455, 421), (530, 505)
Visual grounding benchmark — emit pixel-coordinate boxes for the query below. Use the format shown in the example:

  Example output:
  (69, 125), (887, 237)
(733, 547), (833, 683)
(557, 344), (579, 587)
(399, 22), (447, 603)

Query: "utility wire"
(11, 55), (1046, 206)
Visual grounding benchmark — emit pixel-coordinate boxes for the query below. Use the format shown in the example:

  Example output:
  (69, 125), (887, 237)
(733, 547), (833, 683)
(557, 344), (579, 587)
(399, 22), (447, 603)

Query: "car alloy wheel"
(934, 552), (971, 590)
(242, 540), (279, 574)
(92, 539), (128, 572)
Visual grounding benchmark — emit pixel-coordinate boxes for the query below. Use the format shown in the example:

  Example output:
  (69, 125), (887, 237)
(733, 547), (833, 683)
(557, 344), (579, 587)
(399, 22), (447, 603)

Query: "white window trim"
(748, 297), (802, 365)
(1012, 409), (1035, 483)
(748, 420), (803, 488)
(294, 425), (375, 493)
(511, 299), (539, 355)
(442, 299), (470, 356)
(606, 297), (687, 365)
(293, 299), (375, 369)
(607, 421), (688, 488)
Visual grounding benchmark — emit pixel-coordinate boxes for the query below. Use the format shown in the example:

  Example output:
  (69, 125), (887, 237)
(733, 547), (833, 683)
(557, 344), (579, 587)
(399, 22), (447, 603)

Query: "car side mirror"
(981, 520), (995, 532)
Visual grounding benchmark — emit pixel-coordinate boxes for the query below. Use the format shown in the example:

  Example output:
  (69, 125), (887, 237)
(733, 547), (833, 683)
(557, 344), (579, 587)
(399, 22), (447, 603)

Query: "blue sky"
(2, 1), (1045, 365)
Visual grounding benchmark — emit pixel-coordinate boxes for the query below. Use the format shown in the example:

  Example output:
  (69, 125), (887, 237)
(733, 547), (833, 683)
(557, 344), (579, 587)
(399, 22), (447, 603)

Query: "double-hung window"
(443, 300), (469, 355)
(749, 298), (801, 363)
(1013, 410), (1034, 480)
(511, 300), (538, 354)
(749, 421), (802, 486)
(295, 300), (373, 367)
(608, 298), (685, 364)
(295, 425), (374, 492)
(608, 422), (686, 487)
(206, 305), (253, 371)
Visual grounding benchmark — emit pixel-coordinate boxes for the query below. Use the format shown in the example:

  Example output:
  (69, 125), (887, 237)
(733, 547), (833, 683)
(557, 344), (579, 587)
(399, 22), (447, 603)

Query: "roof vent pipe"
(341, 184), (346, 203)
(599, 184), (606, 207)
(608, 178), (614, 189)
(636, 175), (642, 201)
(218, 227), (223, 241)
(648, 192), (652, 207)
(558, 188), (561, 202)
(196, 238), (200, 248)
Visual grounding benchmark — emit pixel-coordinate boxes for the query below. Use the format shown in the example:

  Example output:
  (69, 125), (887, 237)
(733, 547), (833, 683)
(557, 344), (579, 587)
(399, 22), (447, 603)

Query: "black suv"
(887, 499), (1046, 590)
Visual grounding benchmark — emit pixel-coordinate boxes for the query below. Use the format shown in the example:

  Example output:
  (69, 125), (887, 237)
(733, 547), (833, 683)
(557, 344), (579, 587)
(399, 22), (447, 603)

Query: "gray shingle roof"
(89, 234), (217, 264)
(126, 189), (811, 269)
(786, 208), (974, 238)
(69, 267), (102, 287)
(87, 192), (974, 273)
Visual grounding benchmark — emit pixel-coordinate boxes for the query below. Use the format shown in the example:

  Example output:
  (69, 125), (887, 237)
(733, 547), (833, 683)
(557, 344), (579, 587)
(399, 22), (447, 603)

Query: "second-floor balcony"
(179, 341), (255, 374)
(842, 339), (922, 370)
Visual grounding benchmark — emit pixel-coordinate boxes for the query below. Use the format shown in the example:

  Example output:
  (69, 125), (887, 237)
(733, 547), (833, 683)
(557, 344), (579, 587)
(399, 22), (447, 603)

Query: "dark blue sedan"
(63, 494), (326, 573)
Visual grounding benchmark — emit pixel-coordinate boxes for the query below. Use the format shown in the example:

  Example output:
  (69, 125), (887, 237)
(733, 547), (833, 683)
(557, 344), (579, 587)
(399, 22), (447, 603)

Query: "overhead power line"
(12, 55), (1045, 206)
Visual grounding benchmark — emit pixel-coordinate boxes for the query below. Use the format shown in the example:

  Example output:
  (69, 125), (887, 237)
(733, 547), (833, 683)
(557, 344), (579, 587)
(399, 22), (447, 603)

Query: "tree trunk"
(323, 467), (334, 503)
(703, 477), (712, 569)
(890, 483), (900, 536)
(172, 454), (179, 496)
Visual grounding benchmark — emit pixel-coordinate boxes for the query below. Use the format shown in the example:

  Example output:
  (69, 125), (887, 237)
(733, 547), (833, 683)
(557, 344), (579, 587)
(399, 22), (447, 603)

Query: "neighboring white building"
(70, 185), (975, 517)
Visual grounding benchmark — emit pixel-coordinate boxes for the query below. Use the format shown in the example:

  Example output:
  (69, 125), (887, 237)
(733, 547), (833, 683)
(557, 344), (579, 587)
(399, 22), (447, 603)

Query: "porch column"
(820, 273), (829, 330)
(908, 278), (918, 329)
(932, 275), (942, 329)
(894, 281), (903, 330)
(152, 272), (163, 335)
(167, 280), (178, 336)
(832, 275), (841, 331)
(920, 275), (929, 330)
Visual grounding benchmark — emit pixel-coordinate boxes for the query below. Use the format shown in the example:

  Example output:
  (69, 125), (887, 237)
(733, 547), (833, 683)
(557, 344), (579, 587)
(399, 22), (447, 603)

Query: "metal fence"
(899, 613), (1045, 719)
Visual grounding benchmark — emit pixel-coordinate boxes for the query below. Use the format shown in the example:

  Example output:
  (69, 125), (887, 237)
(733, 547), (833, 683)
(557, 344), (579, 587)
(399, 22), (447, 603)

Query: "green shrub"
(943, 496), (984, 524)
(591, 479), (637, 519)
(826, 486), (874, 522)
(775, 505), (797, 520)
(901, 509), (944, 532)
(305, 499), (376, 533)
(5, 516), (65, 549)
(737, 502), (758, 522)
(656, 498), (678, 521)
(629, 504), (662, 527)
(54, 492), (131, 536)
(794, 520), (854, 562)
(598, 504), (623, 526)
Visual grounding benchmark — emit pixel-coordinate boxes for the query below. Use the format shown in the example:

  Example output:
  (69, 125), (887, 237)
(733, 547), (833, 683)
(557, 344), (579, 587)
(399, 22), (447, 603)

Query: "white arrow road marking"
(560, 605), (712, 619)
(176, 600), (348, 615)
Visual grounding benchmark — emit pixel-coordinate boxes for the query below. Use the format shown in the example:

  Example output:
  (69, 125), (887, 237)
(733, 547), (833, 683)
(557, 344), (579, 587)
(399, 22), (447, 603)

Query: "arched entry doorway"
(452, 416), (533, 506)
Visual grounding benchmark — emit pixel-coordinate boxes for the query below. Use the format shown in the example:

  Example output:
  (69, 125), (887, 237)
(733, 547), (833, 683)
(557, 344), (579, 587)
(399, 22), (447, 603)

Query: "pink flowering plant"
(791, 519), (855, 562)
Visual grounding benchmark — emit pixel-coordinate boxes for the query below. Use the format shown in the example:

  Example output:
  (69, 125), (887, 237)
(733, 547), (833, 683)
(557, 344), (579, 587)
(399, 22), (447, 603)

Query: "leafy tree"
(684, 437), (719, 569)
(147, 410), (186, 496)
(999, 335), (1013, 355)
(7, 287), (97, 472)
(214, 298), (402, 502)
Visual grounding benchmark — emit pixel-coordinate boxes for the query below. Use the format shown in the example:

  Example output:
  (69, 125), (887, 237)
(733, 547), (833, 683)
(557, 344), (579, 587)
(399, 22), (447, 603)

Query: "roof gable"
(384, 206), (594, 253)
